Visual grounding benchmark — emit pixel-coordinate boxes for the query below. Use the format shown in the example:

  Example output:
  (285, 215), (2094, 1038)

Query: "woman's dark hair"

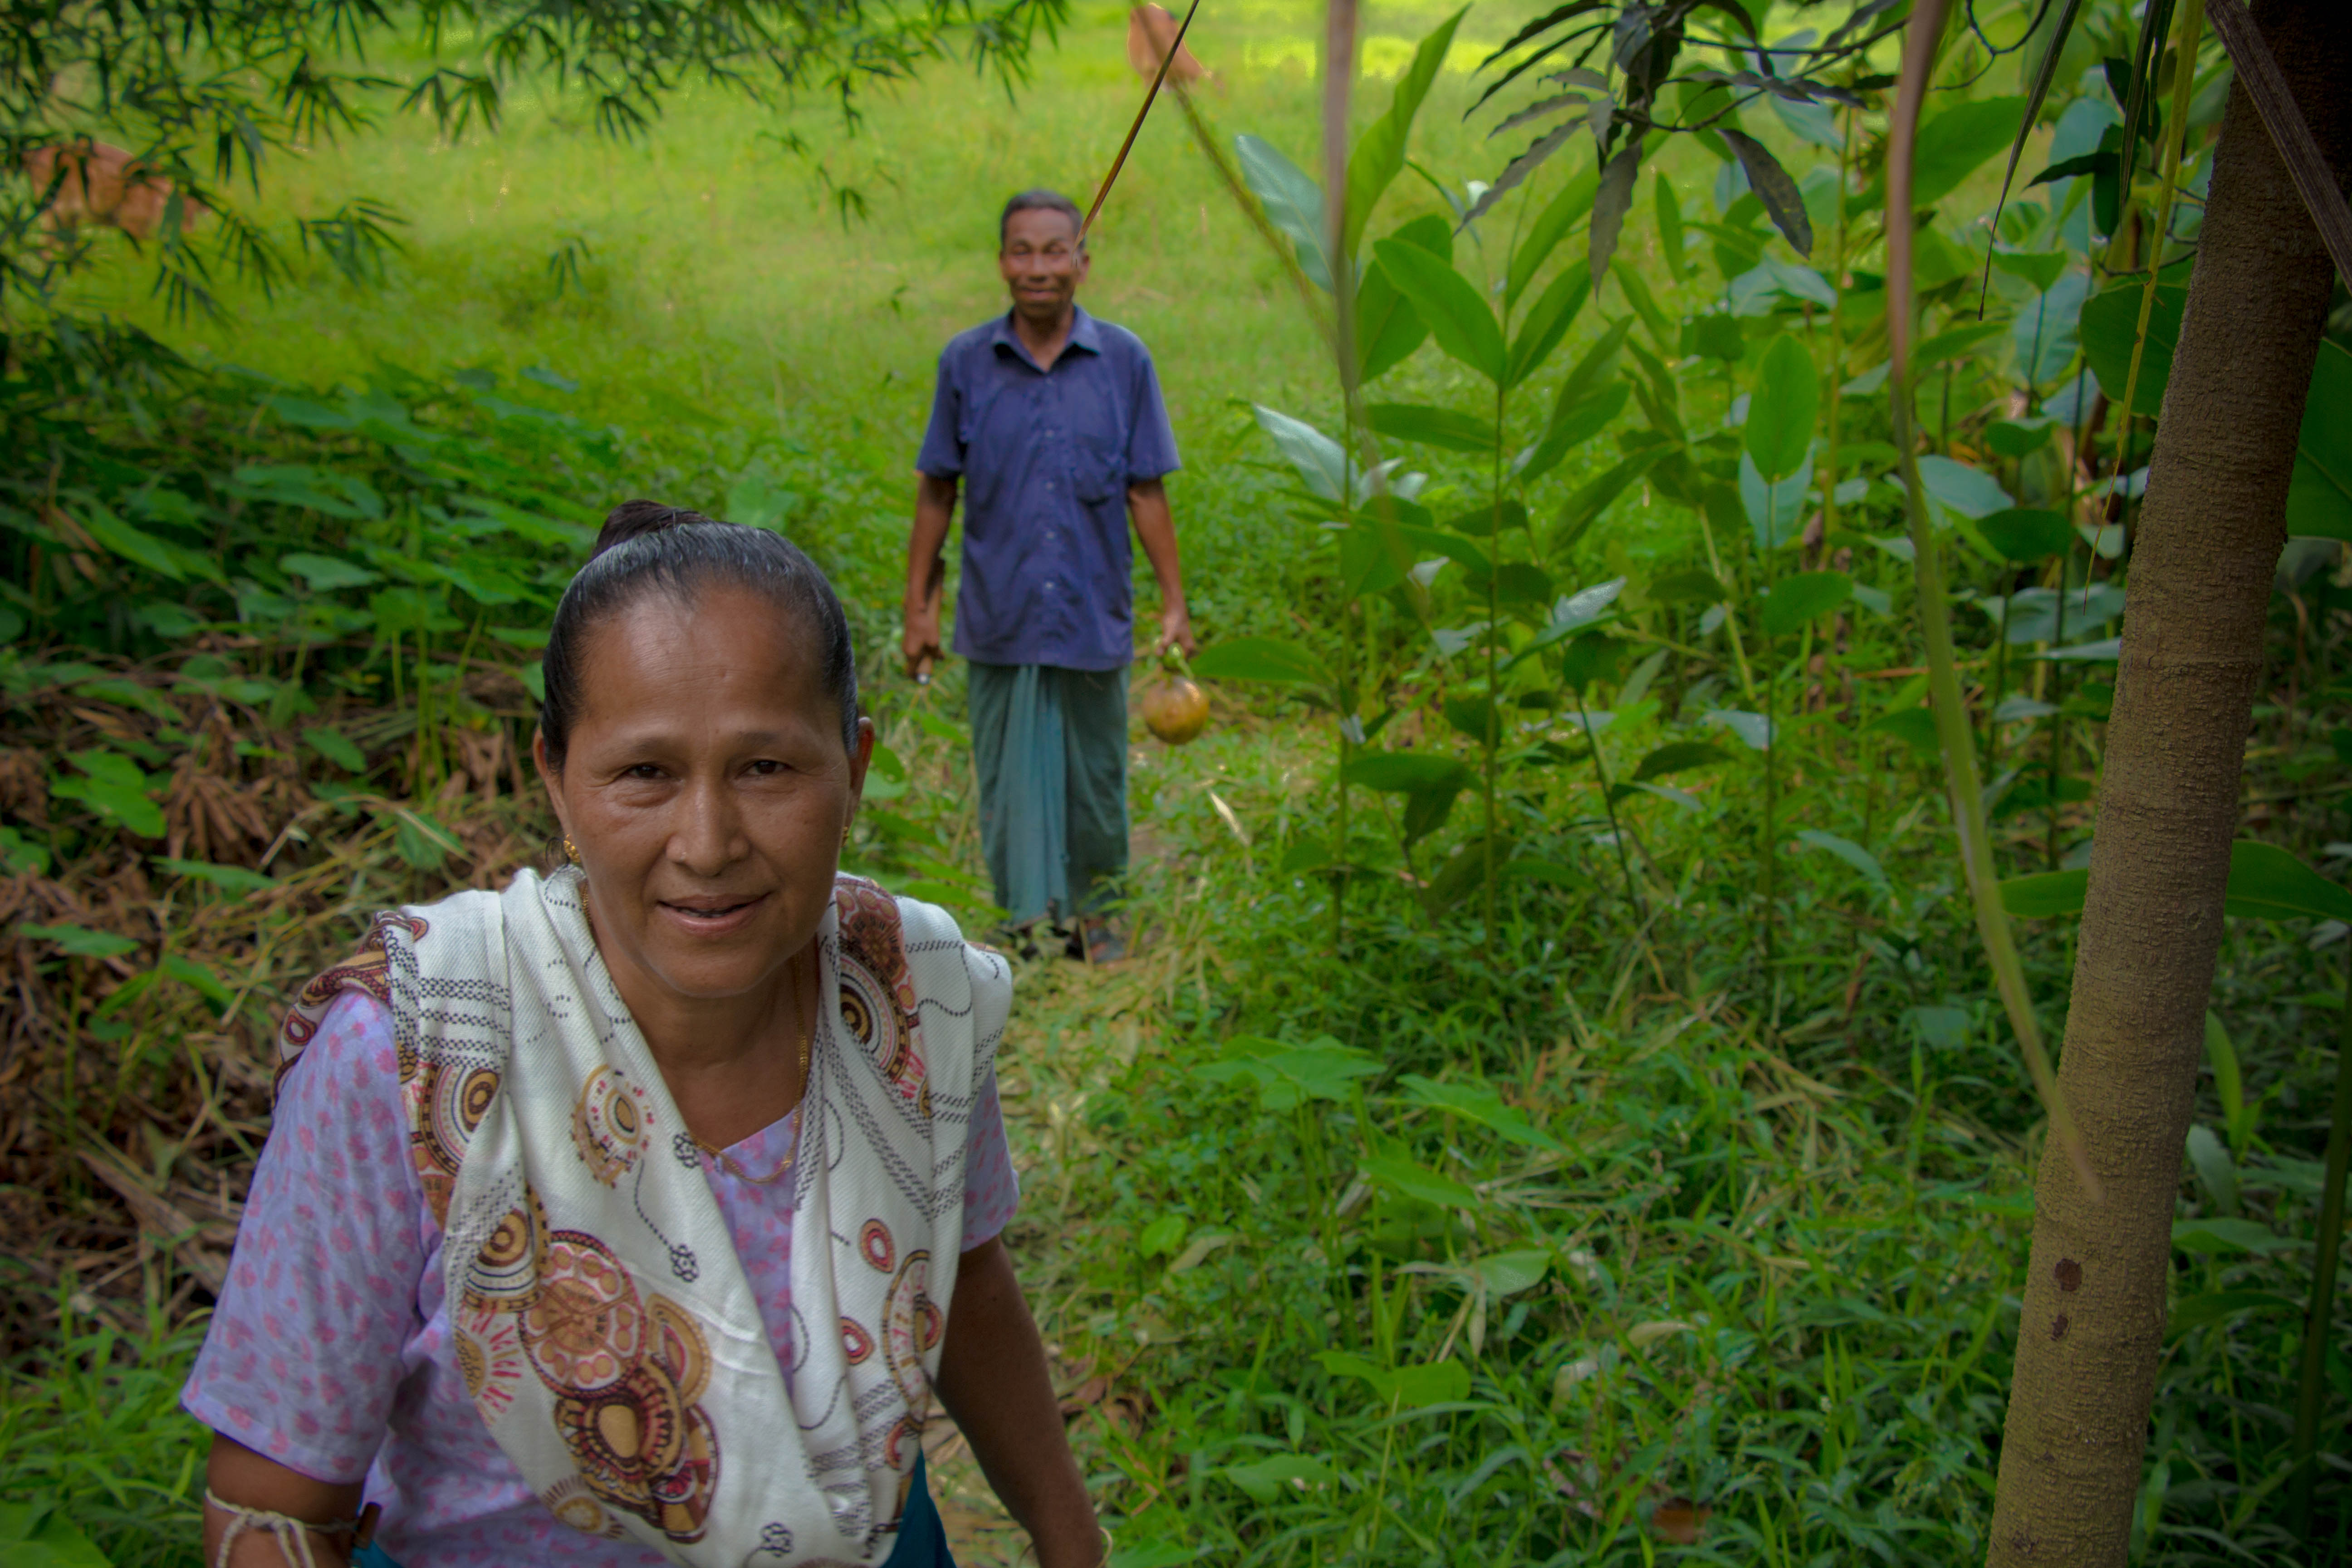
(540, 515), (859, 768)
(593, 500), (715, 558)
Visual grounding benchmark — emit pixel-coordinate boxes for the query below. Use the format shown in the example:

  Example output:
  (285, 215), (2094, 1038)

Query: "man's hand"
(906, 475), (957, 680)
(903, 601), (943, 681)
(1157, 602), (1197, 659)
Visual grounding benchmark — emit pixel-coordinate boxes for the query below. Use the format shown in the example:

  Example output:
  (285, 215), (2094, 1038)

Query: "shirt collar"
(991, 305), (1103, 370)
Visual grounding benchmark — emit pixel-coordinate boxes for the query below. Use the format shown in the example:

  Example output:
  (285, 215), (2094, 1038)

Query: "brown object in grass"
(21, 140), (208, 241)
(1650, 1498), (1710, 1545)
(1140, 676), (1209, 745)
(1125, 4), (1209, 85)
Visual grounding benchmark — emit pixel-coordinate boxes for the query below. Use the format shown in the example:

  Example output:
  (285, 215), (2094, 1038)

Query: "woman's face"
(535, 583), (872, 1005)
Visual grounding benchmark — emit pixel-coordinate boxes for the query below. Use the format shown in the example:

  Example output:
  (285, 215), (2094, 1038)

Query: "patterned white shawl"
(276, 867), (1009, 1566)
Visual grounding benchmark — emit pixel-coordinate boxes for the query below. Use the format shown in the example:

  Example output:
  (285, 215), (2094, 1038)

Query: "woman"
(186, 518), (1103, 1567)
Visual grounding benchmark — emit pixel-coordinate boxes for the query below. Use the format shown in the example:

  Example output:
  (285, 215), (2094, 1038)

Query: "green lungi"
(967, 662), (1129, 927)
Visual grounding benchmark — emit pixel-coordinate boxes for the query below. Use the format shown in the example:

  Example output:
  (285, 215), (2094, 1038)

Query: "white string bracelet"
(205, 1489), (365, 1568)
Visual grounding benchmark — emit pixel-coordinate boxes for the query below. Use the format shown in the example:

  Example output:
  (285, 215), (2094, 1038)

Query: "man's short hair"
(1000, 189), (1085, 249)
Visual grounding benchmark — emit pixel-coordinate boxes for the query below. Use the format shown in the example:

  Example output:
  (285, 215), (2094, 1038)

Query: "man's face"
(999, 206), (1088, 324)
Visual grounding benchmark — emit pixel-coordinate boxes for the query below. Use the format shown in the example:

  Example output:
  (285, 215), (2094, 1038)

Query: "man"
(906, 188), (1194, 961)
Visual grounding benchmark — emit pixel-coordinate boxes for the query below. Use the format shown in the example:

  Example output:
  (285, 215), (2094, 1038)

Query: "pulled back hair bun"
(540, 508), (859, 767)
(593, 499), (715, 558)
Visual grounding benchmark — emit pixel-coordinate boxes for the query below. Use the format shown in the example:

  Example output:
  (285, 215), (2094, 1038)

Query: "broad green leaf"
(1373, 240), (1505, 382)
(1138, 1213), (1188, 1258)
(1912, 319), (2009, 369)
(1499, 859), (1595, 891)
(1252, 406), (1348, 501)
(1520, 381), (1630, 485)
(1357, 216), (1452, 381)
(1343, 753), (1473, 794)
(1343, 7), (1466, 255)
(1401, 779), (1465, 846)
(2079, 281), (2185, 417)
(1318, 1350), (1471, 1408)
(1740, 446), (1814, 551)
(1220, 1454), (1341, 1503)
(2286, 339), (2352, 541)
(303, 727), (368, 773)
(2166, 1289), (2299, 1338)
(2184, 1123), (2239, 1216)
(1632, 741), (1728, 782)
(1367, 403), (1497, 454)
(1556, 450), (1664, 558)
(1469, 1248), (1553, 1297)
(279, 551), (381, 592)
(74, 503), (220, 584)
(1910, 96), (2028, 208)
(1795, 828), (1889, 892)
(1760, 571), (1852, 637)
(391, 808), (459, 871)
(1506, 260), (1592, 388)
(1508, 161), (1602, 308)
(1868, 706), (1942, 759)
(2000, 869), (2087, 917)
(1977, 508), (2075, 562)
(1191, 636), (1332, 686)
(52, 751), (165, 838)
(1648, 568), (1726, 606)
(1744, 335), (1819, 481)
(1916, 456), (2014, 519)
(162, 953), (235, 1012)
(0, 1504), (114, 1568)
(1654, 173), (1687, 280)
(2223, 839), (2352, 922)
(1360, 1152), (1479, 1209)
(155, 858), (276, 894)
(2171, 1217), (2301, 1256)
(1235, 137), (1331, 290)
(1398, 1073), (1563, 1151)
(1702, 709), (1772, 751)
(18, 923), (139, 958)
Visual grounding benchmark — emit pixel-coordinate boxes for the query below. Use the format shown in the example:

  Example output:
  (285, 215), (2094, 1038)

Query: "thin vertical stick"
(1080, 0), (1206, 241)
(2290, 951), (2352, 1533)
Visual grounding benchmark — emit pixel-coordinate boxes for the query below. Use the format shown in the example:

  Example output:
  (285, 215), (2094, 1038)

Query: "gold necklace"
(695, 949), (817, 1186)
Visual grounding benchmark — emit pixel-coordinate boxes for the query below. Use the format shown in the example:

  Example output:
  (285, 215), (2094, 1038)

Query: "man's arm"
(1127, 478), (1195, 657)
(934, 1237), (1101, 1568)
(905, 474), (957, 678)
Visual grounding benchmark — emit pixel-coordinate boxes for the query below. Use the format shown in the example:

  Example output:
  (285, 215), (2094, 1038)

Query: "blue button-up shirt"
(916, 307), (1180, 671)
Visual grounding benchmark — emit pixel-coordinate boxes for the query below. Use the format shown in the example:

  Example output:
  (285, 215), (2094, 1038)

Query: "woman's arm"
(934, 1237), (1102, 1568)
(202, 1433), (366, 1567)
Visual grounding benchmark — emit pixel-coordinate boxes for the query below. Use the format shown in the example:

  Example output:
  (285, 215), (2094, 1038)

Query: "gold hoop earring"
(563, 834), (581, 866)
(840, 822), (853, 848)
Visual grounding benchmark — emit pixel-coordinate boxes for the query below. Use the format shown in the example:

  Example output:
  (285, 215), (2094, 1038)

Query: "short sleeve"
(961, 1067), (1020, 1248)
(1124, 347), (1181, 480)
(183, 990), (426, 1483)
(916, 348), (966, 478)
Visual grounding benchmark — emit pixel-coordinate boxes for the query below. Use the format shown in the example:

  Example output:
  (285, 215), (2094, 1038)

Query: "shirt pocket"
(1070, 436), (1126, 504)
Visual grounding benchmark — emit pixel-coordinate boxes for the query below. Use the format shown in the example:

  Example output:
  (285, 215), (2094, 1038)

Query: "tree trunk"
(1986, 3), (2352, 1562)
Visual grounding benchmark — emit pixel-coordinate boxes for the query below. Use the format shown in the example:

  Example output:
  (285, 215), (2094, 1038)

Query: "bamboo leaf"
(1586, 144), (1642, 281)
(1760, 571), (1852, 637)
(1463, 120), (1583, 228)
(1505, 260), (1592, 388)
(1655, 172), (1687, 280)
(1506, 161), (1602, 308)
(1519, 379), (1630, 483)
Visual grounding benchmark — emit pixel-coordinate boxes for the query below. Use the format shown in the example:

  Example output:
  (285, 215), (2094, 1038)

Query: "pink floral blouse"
(182, 990), (1019, 1565)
